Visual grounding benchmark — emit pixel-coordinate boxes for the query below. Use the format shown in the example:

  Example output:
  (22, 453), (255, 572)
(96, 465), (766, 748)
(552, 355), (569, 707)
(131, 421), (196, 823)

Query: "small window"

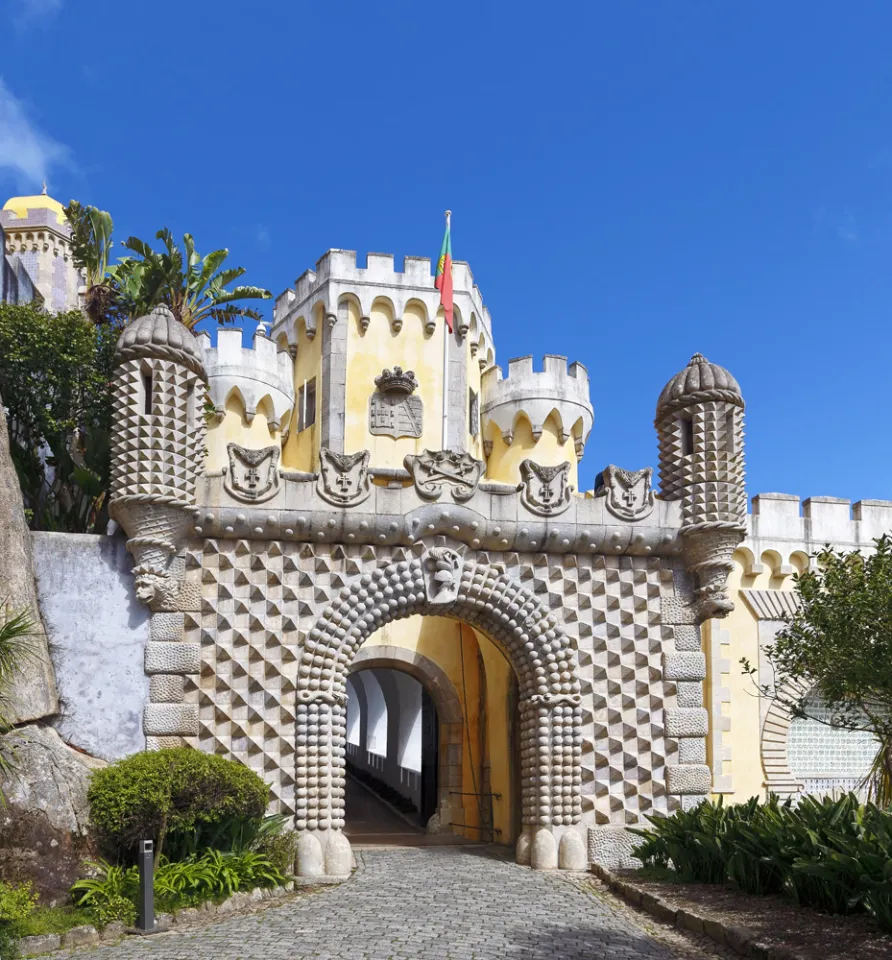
(142, 372), (153, 415)
(468, 388), (479, 437)
(725, 410), (737, 455)
(680, 415), (694, 457)
(297, 378), (316, 432)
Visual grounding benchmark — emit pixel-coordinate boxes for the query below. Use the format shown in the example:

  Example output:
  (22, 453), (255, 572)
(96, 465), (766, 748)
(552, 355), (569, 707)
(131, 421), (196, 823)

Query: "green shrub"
(87, 748), (269, 861)
(72, 849), (288, 917)
(631, 792), (892, 931)
(0, 880), (36, 926)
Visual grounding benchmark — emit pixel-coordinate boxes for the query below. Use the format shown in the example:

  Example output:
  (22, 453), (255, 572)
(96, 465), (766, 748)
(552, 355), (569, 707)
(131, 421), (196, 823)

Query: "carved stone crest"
(224, 443), (280, 503)
(598, 464), (655, 521)
(423, 548), (463, 604)
(369, 366), (423, 439)
(404, 450), (485, 503)
(317, 447), (371, 507)
(519, 460), (572, 516)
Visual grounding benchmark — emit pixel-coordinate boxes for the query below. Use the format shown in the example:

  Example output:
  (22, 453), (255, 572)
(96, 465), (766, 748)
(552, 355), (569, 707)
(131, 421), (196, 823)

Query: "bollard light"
(137, 839), (155, 933)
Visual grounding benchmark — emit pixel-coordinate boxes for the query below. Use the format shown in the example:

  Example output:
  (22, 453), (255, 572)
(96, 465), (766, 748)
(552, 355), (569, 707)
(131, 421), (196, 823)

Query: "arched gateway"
(108, 294), (746, 879)
(294, 552), (583, 874)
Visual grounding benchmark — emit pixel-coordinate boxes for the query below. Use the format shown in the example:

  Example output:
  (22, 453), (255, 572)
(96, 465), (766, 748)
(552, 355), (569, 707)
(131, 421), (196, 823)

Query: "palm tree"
(111, 229), (271, 329)
(64, 201), (118, 325)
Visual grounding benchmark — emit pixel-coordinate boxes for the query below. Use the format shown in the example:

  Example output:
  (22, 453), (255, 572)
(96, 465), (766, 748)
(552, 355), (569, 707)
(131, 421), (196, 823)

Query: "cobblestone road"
(65, 847), (705, 960)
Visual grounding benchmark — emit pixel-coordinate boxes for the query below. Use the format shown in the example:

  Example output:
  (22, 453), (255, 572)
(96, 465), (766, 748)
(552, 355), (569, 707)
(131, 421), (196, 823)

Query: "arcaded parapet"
(481, 355), (594, 458)
(197, 326), (294, 429)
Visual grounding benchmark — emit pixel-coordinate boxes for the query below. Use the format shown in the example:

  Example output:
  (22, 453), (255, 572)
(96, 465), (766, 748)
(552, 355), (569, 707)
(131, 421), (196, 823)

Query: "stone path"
(63, 847), (707, 960)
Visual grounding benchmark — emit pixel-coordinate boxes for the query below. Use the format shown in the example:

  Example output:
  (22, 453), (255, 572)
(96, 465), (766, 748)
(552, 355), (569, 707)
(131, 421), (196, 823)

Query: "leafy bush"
(87, 748), (269, 862)
(0, 879), (37, 960)
(631, 793), (892, 931)
(0, 880), (37, 925)
(72, 849), (288, 917)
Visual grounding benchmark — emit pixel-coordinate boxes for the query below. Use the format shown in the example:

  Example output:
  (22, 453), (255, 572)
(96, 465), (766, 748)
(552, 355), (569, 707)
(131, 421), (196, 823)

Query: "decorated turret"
(481, 355), (594, 490)
(655, 353), (746, 616)
(109, 305), (208, 610)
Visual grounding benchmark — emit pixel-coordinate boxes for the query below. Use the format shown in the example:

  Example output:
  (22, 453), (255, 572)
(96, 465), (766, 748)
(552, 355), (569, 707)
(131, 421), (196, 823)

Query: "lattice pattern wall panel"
(185, 540), (682, 824)
(498, 553), (681, 825)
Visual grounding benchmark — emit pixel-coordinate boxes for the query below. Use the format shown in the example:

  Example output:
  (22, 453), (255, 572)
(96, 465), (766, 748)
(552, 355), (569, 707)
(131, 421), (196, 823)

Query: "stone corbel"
(478, 357), (487, 372)
(424, 317), (436, 336)
(392, 315), (403, 333)
(360, 315), (371, 333)
(456, 318), (469, 339)
(501, 429), (514, 446)
(326, 312), (337, 330)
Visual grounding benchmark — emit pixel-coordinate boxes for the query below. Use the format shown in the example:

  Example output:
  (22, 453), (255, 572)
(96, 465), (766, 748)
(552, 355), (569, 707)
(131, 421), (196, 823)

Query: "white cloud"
(0, 77), (70, 192)
(12, 0), (63, 28)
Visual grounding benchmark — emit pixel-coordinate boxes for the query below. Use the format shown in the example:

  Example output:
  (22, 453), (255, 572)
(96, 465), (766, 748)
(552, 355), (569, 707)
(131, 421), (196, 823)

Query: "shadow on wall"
(30, 532), (150, 761)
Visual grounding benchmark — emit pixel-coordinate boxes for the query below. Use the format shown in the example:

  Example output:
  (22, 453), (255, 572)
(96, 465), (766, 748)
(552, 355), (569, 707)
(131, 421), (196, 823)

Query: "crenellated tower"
(655, 353), (746, 616)
(109, 305), (208, 609)
(197, 325), (295, 473)
(481, 355), (594, 488)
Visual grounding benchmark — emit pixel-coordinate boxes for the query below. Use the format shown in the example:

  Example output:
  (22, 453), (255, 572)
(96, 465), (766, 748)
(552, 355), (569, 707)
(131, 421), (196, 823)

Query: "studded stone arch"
(293, 551), (583, 874)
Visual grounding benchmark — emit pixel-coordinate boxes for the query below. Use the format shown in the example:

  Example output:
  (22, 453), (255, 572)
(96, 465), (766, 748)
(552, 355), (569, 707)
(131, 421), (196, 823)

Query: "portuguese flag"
(435, 211), (453, 332)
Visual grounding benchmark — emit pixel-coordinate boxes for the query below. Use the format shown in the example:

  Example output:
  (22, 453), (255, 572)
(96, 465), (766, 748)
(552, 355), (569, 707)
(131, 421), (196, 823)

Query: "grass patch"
(12, 904), (94, 938)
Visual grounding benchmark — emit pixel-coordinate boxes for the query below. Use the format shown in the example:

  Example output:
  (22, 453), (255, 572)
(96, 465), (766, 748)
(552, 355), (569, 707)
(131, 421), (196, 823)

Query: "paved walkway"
(68, 847), (696, 960)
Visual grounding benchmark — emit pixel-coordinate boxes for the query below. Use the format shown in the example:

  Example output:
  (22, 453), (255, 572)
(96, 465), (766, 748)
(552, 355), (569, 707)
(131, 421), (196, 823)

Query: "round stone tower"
(109, 305), (208, 609)
(655, 353), (746, 616)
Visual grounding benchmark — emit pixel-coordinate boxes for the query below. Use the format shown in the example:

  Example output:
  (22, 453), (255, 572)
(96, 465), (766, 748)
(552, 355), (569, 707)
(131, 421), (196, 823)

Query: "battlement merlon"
(481, 355), (594, 456)
(741, 492), (892, 572)
(271, 249), (493, 346)
(197, 327), (295, 429)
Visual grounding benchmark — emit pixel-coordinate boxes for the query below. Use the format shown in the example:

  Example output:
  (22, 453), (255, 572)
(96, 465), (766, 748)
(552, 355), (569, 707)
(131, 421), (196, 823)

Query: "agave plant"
(111, 229), (271, 329)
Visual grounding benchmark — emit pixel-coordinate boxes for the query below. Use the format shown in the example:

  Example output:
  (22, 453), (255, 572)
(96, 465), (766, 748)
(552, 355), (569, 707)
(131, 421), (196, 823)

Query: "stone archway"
(349, 644), (464, 835)
(294, 550), (586, 876)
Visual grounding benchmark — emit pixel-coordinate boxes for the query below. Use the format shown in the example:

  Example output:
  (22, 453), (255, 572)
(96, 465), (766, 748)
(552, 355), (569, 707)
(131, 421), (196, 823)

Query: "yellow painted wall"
(357, 614), (517, 845)
(344, 299), (445, 469)
(712, 550), (802, 803)
(484, 412), (579, 488)
(205, 394), (281, 473)
(282, 318), (322, 472)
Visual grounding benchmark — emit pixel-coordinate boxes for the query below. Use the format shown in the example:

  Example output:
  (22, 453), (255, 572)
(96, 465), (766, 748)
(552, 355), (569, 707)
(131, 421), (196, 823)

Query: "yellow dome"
(2, 187), (66, 225)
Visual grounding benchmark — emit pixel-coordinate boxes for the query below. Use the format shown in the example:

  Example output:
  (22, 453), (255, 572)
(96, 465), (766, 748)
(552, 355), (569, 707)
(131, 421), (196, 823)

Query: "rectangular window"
(142, 373), (153, 416)
(680, 415), (694, 457)
(725, 410), (737, 455)
(298, 379), (317, 431)
(468, 388), (479, 437)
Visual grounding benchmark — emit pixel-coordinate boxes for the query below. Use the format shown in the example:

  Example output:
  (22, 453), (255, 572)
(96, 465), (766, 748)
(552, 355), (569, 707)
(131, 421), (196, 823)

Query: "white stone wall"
(31, 532), (150, 760)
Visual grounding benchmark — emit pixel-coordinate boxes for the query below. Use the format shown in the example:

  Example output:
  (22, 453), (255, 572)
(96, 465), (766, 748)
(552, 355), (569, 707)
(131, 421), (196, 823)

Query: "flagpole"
(441, 209), (451, 450)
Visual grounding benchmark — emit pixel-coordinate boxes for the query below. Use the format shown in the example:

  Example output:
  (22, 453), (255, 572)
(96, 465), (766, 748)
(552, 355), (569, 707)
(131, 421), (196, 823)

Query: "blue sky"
(2, 1), (890, 502)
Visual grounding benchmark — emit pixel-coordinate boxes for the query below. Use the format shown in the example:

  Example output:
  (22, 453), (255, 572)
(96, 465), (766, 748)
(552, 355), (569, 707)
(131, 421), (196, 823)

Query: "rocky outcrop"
(0, 393), (58, 723)
(0, 725), (104, 900)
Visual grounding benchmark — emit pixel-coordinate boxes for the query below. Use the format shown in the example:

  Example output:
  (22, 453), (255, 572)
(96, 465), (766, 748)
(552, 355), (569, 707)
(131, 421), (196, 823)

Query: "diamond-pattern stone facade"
(182, 540), (692, 826)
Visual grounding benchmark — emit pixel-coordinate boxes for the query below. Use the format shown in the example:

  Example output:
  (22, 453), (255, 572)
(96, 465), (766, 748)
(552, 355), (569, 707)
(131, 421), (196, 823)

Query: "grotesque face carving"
(133, 572), (179, 611)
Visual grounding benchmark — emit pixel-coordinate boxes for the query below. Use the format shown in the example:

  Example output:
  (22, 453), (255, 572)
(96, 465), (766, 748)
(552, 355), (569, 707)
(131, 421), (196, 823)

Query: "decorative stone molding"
(519, 460), (572, 517)
(316, 448), (371, 507)
(403, 450), (485, 503)
(598, 465), (655, 522)
(224, 444), (280, 503)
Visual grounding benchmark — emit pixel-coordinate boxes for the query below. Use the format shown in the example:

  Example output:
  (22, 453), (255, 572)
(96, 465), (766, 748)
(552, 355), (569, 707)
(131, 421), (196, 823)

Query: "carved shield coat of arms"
(317, 448), (371, 507)
(519, 460), (572, 516)
(598, 464), (655, 521)
(224, 443), (280, 503)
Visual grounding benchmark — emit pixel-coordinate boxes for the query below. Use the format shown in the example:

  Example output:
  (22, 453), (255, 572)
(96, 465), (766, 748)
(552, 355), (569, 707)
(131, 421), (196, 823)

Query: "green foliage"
(744, 535), (892, 806)
(0, 303), (117, 532)
(63, 201), (118, 326)
(0, 600), (36, 785)
(0, 881), (37, 925)
(110, 229), (271, 329)
(87, 748), (269, 863)
(12, 905), (94, 938)
(632, 793), (892, 931)
(72, 850), (288, 917)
